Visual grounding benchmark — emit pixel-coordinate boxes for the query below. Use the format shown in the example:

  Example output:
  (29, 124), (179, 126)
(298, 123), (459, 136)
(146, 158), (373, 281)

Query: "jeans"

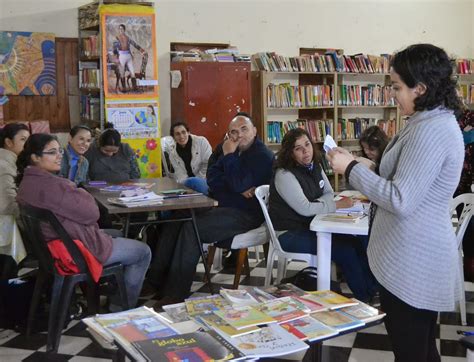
(380, 285), (440, 362)
(278, 230), (378, 301)
(148, 207), (262, 299)
(183, 177), (209, 195)
(104, 237), (151, 309)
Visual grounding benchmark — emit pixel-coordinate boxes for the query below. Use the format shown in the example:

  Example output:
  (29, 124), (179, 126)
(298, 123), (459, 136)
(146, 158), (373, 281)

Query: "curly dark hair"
(16, 133), (58, 186)
(391, 44), (462, 113)
(359, 126), (389, 164)
(275, 128), (321, 170)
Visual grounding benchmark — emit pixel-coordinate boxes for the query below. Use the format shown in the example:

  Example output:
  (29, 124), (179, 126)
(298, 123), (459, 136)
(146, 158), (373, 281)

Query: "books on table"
(320, 212), (365, 223)
(339, 299), (386, 323)
(161, 302), (191, 323)
(311, 310), (365, 332)
(260, 283), (307, 298)
(280, 316), (339, 341)
(254, 297), (307, 323)
(306, 290), (359, 310)
(214, 305), (276, 330)
(184, 294), (229, 317)
(107, 192), (163, 208)
(195, 312), (260, 338)
(220, 288), (260, 306)
(132, 330), (245, 362)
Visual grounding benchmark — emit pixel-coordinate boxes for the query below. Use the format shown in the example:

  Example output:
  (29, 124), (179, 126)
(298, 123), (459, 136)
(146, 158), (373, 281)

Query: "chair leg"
(233, 249), (248, 289)
(114, 267), (129, 310)
(460, 249), (467, 326)
(263, 242), (270, 262)
(276, 257), (287, 284)
(254, 246), (261, 263)
(51, 278), (77, 353)
(264, 247), (275, 287)
(204, 245), (216, 282)
(46, 275), (65, 353)
(84, 280), (99, 316)
(26, 270), (48, 336)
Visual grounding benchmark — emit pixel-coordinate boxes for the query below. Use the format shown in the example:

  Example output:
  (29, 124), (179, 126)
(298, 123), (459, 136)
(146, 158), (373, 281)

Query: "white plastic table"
(310, 214), (369, 290)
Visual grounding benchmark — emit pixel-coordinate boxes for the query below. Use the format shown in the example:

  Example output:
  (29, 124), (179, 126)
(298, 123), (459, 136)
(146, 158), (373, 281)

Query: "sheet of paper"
(323, 135), (338, 153)
(170, 70), (182, 88)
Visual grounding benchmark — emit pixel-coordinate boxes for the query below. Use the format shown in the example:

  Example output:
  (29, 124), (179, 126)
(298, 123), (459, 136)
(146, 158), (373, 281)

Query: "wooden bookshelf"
(251, 48), (401, 191)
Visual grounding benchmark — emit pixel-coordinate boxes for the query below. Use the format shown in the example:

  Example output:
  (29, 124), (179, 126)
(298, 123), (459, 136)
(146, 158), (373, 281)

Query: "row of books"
(338, 84), (395, 107)
(79, 68), (100, 89)
(267, 83), (334, 108)
(267, 119), (334, 144)
(83, 285), (384, 361)
(377, 119), (398, 138)
(80, 95), (100, 121)
(456, 59), (474, 74)
(252, 52), (391, 73)
(171, 48), (250, 63)
(459, 83), (474, 104)
(337, 118), (394, 140)
(81, 35), (99, 58)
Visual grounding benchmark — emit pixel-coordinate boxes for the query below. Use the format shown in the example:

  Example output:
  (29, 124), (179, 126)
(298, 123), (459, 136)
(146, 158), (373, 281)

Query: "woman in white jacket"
(162, 122), (212, 194)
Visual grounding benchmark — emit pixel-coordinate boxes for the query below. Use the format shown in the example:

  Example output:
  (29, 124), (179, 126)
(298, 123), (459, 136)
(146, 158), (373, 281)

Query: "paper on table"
(323, 135), (338, 153)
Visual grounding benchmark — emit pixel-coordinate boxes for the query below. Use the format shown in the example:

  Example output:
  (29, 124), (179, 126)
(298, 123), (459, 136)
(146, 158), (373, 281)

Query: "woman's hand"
(327, 147), (355, 175)
(336, 197), (354, 209)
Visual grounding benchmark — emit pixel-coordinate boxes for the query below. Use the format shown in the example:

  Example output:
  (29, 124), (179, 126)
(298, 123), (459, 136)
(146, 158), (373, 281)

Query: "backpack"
(280, 266), (341, 293)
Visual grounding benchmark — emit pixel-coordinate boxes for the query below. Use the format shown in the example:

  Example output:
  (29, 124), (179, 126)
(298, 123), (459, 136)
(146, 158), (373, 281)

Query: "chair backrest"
(449, 193), (474, 248)
(255, 185), (285, 254)
(19, 203), (90, 276)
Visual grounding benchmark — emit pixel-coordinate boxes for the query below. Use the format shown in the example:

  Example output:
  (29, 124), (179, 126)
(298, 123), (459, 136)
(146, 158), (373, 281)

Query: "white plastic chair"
(449, 192), (474, 326)
(255, 185), (317, 287)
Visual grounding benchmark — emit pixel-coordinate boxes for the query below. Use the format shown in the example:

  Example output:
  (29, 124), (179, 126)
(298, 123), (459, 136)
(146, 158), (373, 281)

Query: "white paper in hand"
(323, 135), (338, 153)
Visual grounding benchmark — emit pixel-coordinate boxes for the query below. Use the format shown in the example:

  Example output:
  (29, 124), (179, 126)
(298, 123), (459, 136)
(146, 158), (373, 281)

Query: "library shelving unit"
(78, 2), (103, 128)
(251, 48), (400, 190)
(457, 73), (474, 110)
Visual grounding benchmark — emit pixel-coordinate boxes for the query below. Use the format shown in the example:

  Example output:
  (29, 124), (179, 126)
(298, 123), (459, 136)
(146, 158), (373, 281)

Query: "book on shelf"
(194, 312), (260, 338)
(456, 58), (474, 74)
(339, 299), (386, 323)
(219, 323), (309, 359)
(280, 316), (339, 342)
(132, 330), (245, 362)
(338, 84), (395, 107)
(266, 83), (334, 108)
(253, 297), (308, 323)
(311, 310), (365, 332)
(81, 35), (99, 57)
(267, 119), (334, 144)
(213, 305), (276, 330)
(184, 294), (230, 317)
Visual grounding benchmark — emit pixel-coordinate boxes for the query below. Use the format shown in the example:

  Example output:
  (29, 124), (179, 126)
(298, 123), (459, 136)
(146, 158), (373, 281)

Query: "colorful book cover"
(311, 310), (365, 332)
(220, 288), (259, 306)
(184, 295), (229, 317)
(254, 297), (307, 323)
(162, 302), (191, 323)
(280, 316), (339, 341)
(220, 323), (309, 358)
(288, 294), (328, 313)
(339, 299), (386, 323)
(307, 290), (358, 309)
(214, 305), (276, 330)
(109, 315), (178, 342)
(261, 283), (306, 299)
(132, 330), (244, 362)
(195, 313), (260, 338)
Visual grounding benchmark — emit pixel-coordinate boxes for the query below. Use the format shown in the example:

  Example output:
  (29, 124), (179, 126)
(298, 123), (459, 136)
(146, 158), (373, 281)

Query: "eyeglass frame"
(41, 148), (64, 156)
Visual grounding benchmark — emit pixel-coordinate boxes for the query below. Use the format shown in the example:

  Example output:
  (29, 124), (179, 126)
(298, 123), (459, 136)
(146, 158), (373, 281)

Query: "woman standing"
(59, 125), (93, 185)
(328, 44), (464, 361)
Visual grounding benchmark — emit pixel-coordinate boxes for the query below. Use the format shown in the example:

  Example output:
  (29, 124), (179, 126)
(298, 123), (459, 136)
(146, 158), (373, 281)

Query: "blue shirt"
(67, 144), (80, 182)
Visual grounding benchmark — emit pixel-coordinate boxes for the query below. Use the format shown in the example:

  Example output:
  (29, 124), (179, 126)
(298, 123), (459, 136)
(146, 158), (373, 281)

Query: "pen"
(457, 330), (474, 336)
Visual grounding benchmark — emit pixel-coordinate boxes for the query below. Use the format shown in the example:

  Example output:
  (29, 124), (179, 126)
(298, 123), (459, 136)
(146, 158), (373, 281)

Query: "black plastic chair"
(19, 203), (129, 353)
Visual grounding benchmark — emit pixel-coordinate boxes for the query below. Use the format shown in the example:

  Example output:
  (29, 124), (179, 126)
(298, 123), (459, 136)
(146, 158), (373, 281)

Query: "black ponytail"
(16, 133), (58, 186)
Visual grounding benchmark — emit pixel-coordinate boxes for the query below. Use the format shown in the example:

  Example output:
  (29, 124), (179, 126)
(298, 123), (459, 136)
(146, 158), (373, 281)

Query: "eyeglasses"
(42, 149), (64, 156)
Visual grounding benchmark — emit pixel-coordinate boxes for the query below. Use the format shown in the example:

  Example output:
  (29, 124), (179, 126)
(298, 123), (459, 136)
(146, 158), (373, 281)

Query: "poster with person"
(101, 5), (158, 98)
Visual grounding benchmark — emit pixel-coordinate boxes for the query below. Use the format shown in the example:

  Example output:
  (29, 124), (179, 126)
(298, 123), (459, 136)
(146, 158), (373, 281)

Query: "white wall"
(1, 0), (473, 132)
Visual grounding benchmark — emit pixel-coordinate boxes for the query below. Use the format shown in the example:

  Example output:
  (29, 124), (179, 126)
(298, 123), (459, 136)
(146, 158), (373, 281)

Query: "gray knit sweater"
(348, 107), (464, 311)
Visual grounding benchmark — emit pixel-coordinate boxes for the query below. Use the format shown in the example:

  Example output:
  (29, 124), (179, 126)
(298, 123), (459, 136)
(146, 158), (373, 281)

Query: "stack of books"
(84, 286), (385, 361)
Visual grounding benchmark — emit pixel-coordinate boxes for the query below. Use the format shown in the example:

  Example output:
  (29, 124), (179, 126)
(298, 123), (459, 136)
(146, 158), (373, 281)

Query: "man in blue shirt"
(148, 113), (274, 304)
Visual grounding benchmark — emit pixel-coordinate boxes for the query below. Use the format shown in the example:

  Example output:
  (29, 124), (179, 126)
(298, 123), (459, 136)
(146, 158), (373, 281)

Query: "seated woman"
(161, 122), (211, 194)
(16, 134), (151, 310)
(0, 123), (30, 269)
(269, 128), (377, 302)
(356, 125), (389, 171)
(59, 125), (93, 185)
(85, 125), (140, 183)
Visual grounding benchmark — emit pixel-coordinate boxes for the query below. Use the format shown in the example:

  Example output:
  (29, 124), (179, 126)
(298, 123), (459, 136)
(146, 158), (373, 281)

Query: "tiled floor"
(0, 253), (472, 361)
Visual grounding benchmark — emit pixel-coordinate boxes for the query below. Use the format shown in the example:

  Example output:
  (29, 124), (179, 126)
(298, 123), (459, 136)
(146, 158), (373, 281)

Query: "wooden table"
(85, 178), (218, 293)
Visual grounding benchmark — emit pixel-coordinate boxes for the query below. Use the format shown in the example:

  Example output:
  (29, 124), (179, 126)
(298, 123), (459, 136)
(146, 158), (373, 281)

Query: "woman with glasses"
(59, 125), (93, 185)
(16, 134), (151, 311)
(85, 125), (140, 183)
